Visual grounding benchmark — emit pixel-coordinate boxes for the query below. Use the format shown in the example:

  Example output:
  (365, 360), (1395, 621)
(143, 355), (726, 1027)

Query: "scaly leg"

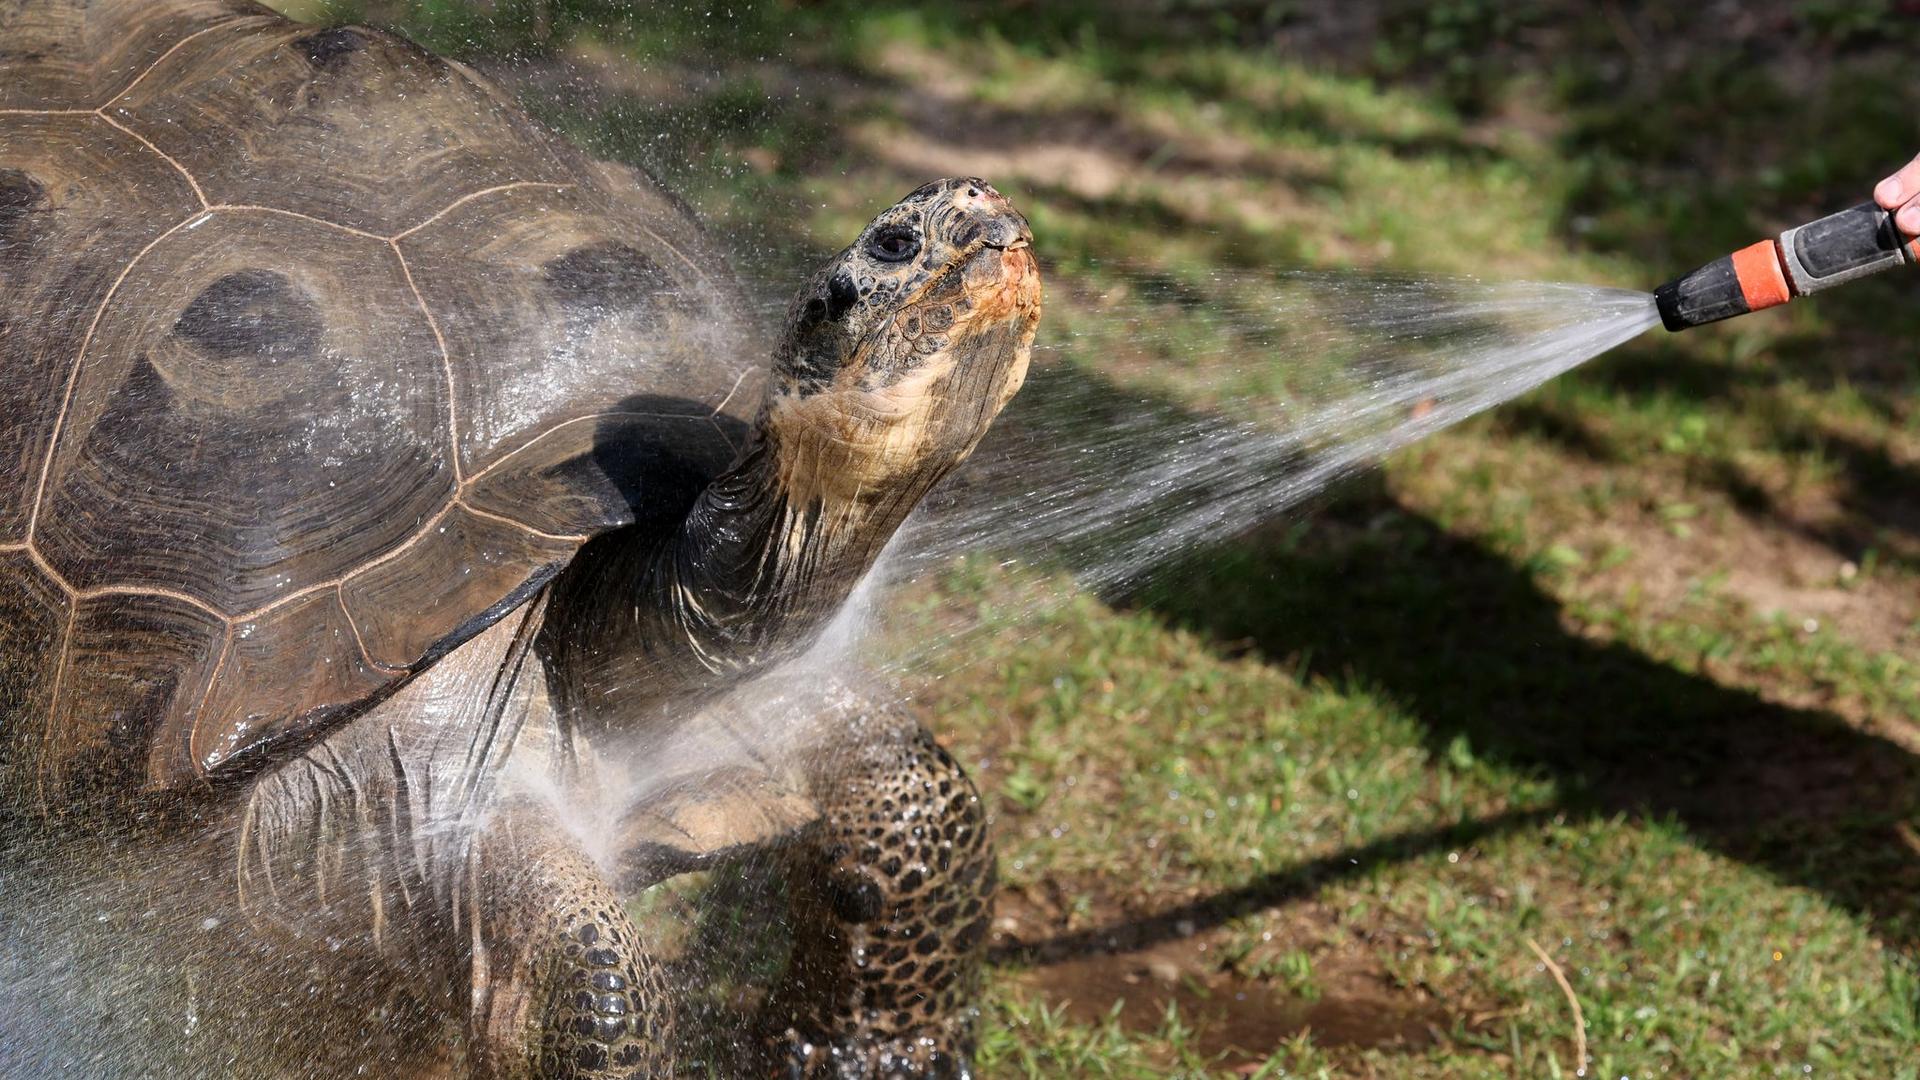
(468, 801), (675, 1079)
(763, 724), (996, 1078)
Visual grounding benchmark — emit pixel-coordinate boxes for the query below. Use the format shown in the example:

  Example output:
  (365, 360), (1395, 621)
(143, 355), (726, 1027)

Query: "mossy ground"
(278, 3), (1920, 1074)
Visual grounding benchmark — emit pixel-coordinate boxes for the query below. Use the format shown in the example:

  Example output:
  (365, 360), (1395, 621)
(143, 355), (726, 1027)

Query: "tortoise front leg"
(763, 724), (997, 1078)
(468, 801), (674, 1079)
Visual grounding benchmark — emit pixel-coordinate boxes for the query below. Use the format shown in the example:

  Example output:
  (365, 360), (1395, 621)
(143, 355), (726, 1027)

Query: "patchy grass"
(280, 1), (1920, 1075)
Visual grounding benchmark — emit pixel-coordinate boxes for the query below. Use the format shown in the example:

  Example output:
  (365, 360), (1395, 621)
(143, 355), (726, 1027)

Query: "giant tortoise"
(0, 1), (1039, 1076)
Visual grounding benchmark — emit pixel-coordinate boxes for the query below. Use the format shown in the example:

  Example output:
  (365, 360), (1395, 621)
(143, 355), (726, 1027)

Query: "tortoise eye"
(866, 226), (920, 263)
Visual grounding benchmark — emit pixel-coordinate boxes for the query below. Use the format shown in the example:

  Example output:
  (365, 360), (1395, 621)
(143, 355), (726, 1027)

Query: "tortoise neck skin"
(545, 179), (1040, 727)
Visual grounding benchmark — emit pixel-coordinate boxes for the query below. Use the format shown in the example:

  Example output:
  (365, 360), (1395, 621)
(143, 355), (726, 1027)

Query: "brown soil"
(1018, 942), (1447, 1066)
(990, 890), (1461, 1069)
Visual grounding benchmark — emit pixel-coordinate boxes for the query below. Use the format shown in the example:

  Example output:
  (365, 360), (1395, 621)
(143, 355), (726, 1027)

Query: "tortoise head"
(766, 177), (1041, 505)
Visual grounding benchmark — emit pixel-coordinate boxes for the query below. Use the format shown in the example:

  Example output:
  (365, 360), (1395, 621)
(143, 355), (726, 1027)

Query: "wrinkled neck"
(659, 429), (889, 670)
(543, 425), (936, 733)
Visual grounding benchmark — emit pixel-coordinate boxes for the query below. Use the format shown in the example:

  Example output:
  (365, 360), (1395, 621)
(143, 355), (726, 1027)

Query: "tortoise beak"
(981, 202), (1033, 252)
(979, 194), (1033, 251)
(998, 216), (1035, 250)
(946, 177), (1033, 252)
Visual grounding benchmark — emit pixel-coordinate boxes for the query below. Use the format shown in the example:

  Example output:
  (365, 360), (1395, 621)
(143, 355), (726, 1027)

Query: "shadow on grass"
(1110, 492), (1920, 950)
(1496, 322), (1920, 573)
(990, 808), (1556, 965)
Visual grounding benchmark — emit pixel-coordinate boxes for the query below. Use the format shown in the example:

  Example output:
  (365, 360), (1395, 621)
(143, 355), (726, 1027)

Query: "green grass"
(281, 1), (1920, 1074)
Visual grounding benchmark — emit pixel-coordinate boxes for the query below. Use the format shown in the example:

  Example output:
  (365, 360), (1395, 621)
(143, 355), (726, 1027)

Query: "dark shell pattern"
(0, 0), (760, 804)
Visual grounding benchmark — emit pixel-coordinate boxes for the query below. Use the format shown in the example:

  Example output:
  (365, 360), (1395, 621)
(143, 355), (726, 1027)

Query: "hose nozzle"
(1655, 202), (1914, 331)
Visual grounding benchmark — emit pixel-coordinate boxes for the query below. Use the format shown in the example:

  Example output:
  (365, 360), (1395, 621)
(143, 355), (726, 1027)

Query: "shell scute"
(63, 593), (228, 795)
(192, 590), (389, 775)
(340, 505), (578, 672)
(32, 211), (454, 615)
(0, 0), (257, 111)
(0, 553), (68, 791)
(397, 181), (749, 482)
(0, 114), (201, 541)
(105, 14), (574, 235)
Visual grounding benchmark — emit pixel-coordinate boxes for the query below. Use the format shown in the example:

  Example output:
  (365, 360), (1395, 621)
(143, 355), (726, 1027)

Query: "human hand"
(1873, 152), (1920, 237)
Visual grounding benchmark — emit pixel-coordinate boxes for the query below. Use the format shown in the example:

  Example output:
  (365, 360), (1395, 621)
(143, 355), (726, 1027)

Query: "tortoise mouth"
(962, 240), (1024, 279)
(959, 243), (1042, 322)
(977, 217), (1034, 253)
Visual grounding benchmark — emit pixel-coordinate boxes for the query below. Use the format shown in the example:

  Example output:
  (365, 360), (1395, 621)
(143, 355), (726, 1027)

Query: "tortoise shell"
(0, 0), (761, 805)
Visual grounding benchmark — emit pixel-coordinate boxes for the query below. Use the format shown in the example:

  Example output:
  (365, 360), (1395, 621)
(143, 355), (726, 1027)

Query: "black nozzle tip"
(1654, 255), (1749, 332)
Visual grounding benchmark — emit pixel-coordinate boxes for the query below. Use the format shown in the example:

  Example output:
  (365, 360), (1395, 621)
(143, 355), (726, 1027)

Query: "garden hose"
(1655, 202), (1913, 331)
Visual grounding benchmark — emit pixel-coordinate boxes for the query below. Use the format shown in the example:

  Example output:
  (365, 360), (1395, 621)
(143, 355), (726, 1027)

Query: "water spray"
(1655, 202), (1913, 330)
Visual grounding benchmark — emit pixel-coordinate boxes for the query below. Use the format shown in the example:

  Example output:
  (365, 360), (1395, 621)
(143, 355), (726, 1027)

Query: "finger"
(1898, 192), (1920, 237)
(1874, 153), (1920, 209)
